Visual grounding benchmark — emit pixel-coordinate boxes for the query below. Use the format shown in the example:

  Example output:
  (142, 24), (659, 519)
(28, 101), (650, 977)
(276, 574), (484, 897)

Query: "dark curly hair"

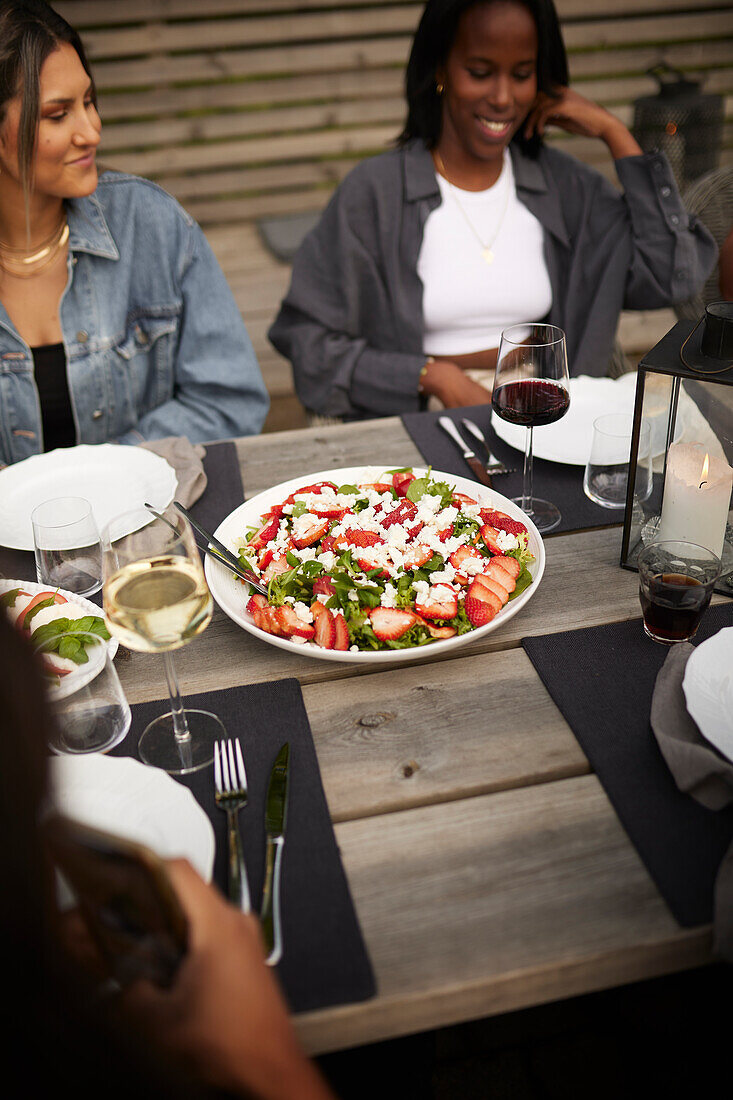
(397, 0), (569, 157)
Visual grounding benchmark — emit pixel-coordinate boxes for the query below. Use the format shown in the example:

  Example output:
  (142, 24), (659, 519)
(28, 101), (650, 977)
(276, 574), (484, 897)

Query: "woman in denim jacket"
(0, 1), (268, 467)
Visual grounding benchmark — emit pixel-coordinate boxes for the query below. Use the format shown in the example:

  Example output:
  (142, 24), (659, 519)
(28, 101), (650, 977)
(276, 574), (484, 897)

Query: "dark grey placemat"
(113, 678), (376, 1014)
(0, 441), (244, 595)
(402, 405), (629, 534)
(522, 603), (733, 927)
(190, 440), (244, 535)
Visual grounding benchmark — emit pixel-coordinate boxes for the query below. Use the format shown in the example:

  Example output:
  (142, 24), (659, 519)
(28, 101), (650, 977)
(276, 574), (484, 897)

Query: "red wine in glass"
(492, 324), (570, 533)
(492, 379), (571, 427)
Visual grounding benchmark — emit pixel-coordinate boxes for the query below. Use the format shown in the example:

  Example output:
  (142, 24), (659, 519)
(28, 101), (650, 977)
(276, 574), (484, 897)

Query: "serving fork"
(214, 738), (252, 913)
(460, 418), (515, 476)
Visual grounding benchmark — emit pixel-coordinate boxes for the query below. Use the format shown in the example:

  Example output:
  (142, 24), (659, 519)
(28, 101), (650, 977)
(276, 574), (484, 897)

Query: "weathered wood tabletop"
(117, 417), (716, 1056)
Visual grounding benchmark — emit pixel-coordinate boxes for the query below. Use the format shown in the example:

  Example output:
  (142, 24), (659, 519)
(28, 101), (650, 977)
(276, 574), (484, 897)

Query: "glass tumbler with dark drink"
(638, 540), (721, 644)
(492, 324), (570, 533)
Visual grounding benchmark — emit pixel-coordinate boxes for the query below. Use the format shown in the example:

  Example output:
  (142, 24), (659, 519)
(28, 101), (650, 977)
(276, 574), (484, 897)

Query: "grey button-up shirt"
(269, 140), (716, 419)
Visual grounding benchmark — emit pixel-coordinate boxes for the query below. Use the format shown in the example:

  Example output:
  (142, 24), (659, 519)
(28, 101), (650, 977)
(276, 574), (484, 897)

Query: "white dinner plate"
(682, 627), (733, 762)
(50, 754), (215, 882)
(0, 578), (118, 700)
(492, 374), (640, 466)
(205, 465), (545, 665)
(0, 444), (177, 550)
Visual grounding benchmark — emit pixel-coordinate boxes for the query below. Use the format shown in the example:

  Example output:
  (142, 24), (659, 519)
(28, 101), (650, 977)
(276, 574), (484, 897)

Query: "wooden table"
(117, 417), (718, 1056)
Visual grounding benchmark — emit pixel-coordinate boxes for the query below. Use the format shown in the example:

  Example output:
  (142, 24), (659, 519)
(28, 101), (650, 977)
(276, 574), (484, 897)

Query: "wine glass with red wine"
(492, 323), (570, 533)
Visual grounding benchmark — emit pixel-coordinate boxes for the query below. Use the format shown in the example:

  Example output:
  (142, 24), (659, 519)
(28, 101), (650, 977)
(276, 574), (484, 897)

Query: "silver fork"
(461, 418), (515, 475)
(214, 739), (252, 913)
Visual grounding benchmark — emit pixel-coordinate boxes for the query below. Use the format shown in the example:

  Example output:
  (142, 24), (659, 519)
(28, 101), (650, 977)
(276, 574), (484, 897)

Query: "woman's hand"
(421, 358), (492, 407)
(525, 87), (642, 159)
(117, 860), (336, 1100)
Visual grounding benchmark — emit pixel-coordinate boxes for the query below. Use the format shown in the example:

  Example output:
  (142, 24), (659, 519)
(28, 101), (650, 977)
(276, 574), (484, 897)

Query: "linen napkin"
(651, 644), (733, 960)
(140, 436), (207, 508)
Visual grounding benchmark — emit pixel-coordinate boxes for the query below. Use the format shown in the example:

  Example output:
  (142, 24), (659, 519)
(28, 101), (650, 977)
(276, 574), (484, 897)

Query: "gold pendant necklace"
(0, 219), (69, 279)
(434, 152), (510, 265)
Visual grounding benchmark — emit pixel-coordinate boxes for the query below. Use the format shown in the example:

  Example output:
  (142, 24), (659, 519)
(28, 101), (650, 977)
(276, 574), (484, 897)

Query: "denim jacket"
(0, 172), (269, 465)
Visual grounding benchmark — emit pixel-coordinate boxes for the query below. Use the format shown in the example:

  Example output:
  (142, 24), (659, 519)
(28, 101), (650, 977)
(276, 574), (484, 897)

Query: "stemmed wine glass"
(491, 323), (570, 533)
(102, 505), (224, 774)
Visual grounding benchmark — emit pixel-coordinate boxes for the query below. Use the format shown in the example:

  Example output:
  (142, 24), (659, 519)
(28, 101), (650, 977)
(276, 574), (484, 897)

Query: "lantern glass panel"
(620, 324), (733, 597)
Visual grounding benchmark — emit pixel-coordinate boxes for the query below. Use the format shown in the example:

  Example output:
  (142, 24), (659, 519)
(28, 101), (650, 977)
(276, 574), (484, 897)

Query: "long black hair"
(398, 0), (569, 156)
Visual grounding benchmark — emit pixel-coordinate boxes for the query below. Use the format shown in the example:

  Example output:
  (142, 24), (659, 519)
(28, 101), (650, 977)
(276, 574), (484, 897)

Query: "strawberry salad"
(1, 585), (110, 681)
(235, 468), (535, 653)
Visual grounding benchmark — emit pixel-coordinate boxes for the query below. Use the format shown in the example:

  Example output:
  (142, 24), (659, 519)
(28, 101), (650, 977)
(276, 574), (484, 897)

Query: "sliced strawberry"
(437, 525), (454, 542)
(248, 515), (280, 551)
(20, 590), (67, 629)
(276, 605), (315, 640)
(310, 599), (329, 620)
(314, 606), (336, 649)
(485, 558), (516, 593)
(449, 545), (485, 576)
(292, 515), (330, 549)
(253, 606), (286, 636)
(452, 492), (478, 506)
(312, 576), (336, 596)
(469, 578), (503, 614)
(320, 535), (338, 554)
(293, 481), (338, 496)
(262, 554), (291, 582)
(356, 548), (390, 578)
(490, 554), (522, 579)
(401, 543), (433, 570)
(358, 482), (393, 494)
(476, 573), (510, 605)
(246, 593), (268, 614)
(333, 614), (350, 651)
(481, 510), (528, 537)
(379, 499), (418, 529)
(392, 470), (415, 497)
(463, 591), (496, 627)
(258, 547), (275, 570)
(405, 521), (424, 539)
(415, 585), (458, 620)
(343, 529), (385, 548)
(480, 525), (504, 555)
(311, 504), (349, 519)
(369, 607), (417, 641)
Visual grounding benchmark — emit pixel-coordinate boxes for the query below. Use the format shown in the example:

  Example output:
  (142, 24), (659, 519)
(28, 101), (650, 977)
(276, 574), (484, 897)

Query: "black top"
(32, 342), (75, 451)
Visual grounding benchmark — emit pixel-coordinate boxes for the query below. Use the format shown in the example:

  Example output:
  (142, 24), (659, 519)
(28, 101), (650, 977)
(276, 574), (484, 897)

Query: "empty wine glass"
(102, 505), (224, 774)
(492, 323), (570, 533)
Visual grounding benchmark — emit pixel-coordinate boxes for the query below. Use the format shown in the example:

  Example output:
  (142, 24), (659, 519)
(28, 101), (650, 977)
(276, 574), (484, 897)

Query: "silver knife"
(261, 742), (290, 966)
(438, 415), (493, 488)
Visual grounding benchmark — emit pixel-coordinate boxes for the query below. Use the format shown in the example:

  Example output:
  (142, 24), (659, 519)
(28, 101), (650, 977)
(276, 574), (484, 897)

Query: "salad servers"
(168, 502), (269, 596)
(214, 738), (252, 913)
(460, 419), (514, 476)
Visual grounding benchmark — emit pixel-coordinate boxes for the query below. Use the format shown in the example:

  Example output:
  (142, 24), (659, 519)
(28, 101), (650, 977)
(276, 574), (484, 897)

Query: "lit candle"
(658, 442), (733, 557)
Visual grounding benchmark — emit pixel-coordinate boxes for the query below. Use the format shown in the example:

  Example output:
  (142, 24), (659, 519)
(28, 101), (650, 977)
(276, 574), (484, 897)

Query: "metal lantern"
(632, 64), (724, 190)
(620, 303), (733, 596)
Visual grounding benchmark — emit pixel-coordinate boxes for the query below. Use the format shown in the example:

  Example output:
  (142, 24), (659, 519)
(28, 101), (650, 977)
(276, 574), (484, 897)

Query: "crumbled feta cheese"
(293, 601), (313, 623)
(496, 530), (518, 551)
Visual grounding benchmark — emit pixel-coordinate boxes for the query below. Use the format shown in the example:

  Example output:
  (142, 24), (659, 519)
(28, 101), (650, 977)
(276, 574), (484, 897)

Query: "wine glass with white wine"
(102, 506), (224, 774)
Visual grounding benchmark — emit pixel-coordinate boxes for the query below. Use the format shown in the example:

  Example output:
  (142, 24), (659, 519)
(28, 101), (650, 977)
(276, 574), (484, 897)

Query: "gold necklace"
(0, 219), (69, 279)
(434, 151), (510, 265)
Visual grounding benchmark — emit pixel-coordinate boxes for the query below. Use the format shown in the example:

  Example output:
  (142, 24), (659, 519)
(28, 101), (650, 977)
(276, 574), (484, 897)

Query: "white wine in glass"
(102, 506), (224, 774)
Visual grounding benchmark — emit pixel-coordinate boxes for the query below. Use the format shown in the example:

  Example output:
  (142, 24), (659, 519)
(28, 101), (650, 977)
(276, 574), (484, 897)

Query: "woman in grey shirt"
(270, 0), (715, 421)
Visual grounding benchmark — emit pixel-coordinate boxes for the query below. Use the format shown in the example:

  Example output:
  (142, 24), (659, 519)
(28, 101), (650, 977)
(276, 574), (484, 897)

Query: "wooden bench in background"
(56, 0), (733, 431)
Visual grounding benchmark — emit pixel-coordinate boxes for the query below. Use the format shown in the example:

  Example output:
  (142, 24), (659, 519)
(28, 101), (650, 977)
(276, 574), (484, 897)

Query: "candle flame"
(699, 453), (709, 490)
